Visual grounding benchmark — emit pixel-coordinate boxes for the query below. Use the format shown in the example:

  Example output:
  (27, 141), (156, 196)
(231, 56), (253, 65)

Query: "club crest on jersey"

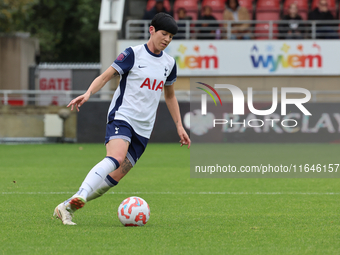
(117, 54), (125, 61)
(116, 50), (129, 62)
(164, 67), (168, 76)
(140, 78), (164, 91)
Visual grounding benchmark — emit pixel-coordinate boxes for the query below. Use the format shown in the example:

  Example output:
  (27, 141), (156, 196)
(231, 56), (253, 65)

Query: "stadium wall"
(0, 34), (38, 90)
(0, 105), (76, 140)
(1, 101), (339, 143)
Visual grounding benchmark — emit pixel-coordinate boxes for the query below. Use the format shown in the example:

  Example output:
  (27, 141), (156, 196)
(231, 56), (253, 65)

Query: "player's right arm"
(67, 66), (119, 111)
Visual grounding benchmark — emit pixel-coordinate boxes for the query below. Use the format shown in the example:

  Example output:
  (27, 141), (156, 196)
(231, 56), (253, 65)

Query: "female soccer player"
(53, 13), (191, 225)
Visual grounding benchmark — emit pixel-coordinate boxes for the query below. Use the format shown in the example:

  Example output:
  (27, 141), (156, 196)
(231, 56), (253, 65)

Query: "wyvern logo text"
(250, 43), (322, 72)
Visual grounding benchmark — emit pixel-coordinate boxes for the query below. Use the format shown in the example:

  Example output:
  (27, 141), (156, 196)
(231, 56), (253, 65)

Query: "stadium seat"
(311, 0), (336, 18)
(255, 23), (278, 39)
(146, 0), (172, 12)
(256, 0), (280, 11)
(283, 0), (309, 20)
(256, 0), (280, 21)
(174, 0), (199, 20)
(174, 0), (199, 11)
(256, 11), (280, 21)
(202, 0), (226, 11)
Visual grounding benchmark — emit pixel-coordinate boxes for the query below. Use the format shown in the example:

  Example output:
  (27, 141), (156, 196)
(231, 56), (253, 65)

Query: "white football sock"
(87, 175), (119, 202)
(65, 157), (119, 204)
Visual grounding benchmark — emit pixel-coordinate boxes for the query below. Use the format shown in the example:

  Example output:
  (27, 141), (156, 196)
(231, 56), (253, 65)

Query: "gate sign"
(38, 70), (72, 106)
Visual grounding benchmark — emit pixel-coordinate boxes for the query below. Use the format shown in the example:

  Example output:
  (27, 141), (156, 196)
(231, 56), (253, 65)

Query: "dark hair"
(151, 12), (178, 35)
(226, 0), (240, 9)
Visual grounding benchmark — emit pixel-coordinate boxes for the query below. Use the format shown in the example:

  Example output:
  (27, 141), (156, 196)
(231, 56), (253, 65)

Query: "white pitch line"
(1, 191), (340, 195)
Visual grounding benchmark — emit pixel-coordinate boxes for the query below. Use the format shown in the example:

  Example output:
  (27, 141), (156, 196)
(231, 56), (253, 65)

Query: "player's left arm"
(164, 85), (191, 148)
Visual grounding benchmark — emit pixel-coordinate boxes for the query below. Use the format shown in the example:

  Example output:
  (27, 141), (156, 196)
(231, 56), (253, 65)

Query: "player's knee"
(106, 155), (124, 166)
(116, 156), (125, 166)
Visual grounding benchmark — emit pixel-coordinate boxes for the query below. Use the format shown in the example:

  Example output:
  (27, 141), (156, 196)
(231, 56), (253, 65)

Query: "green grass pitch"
(1, 143), (340, 254)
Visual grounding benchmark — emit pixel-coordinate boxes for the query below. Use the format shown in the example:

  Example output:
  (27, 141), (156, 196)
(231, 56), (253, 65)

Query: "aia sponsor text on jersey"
(140, 78), (164, 91)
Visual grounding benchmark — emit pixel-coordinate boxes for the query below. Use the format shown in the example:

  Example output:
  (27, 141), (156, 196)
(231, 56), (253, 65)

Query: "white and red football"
(117, 197), (150, 226)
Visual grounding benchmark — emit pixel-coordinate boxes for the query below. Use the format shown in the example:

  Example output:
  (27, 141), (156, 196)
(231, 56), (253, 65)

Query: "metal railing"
(126, 19), (340, 40)
(0, 90), (114, 106)
(37, 63), (102, 69)
(1, 90), (340, 106)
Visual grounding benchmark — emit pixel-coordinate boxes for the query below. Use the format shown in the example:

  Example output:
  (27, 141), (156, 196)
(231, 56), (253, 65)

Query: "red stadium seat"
(283, 0), (309, 20)
(202, 0), (226, 11)
(284, 0), (308, 9)
(311, 0), (336, 17)
(255, 23), (278, 39)
(146, 0), (172, 12)
(256, 0), (280, 11)
(256, 11), (280, 21)
(311, 0), (336, 10)
(174, 0), (198, 11)
(174, 0), (199, 20)
(256, 0), (280, 21)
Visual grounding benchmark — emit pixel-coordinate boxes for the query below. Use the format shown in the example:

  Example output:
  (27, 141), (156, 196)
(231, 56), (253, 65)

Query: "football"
(117, 196), (150, 226)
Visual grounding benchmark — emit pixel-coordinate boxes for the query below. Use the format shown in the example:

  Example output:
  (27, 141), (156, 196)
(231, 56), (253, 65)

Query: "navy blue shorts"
(105, 119), (149, 166)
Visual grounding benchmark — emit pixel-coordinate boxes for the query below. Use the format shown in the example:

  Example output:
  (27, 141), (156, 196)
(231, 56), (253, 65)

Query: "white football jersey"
(108, 44), (177, 138)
